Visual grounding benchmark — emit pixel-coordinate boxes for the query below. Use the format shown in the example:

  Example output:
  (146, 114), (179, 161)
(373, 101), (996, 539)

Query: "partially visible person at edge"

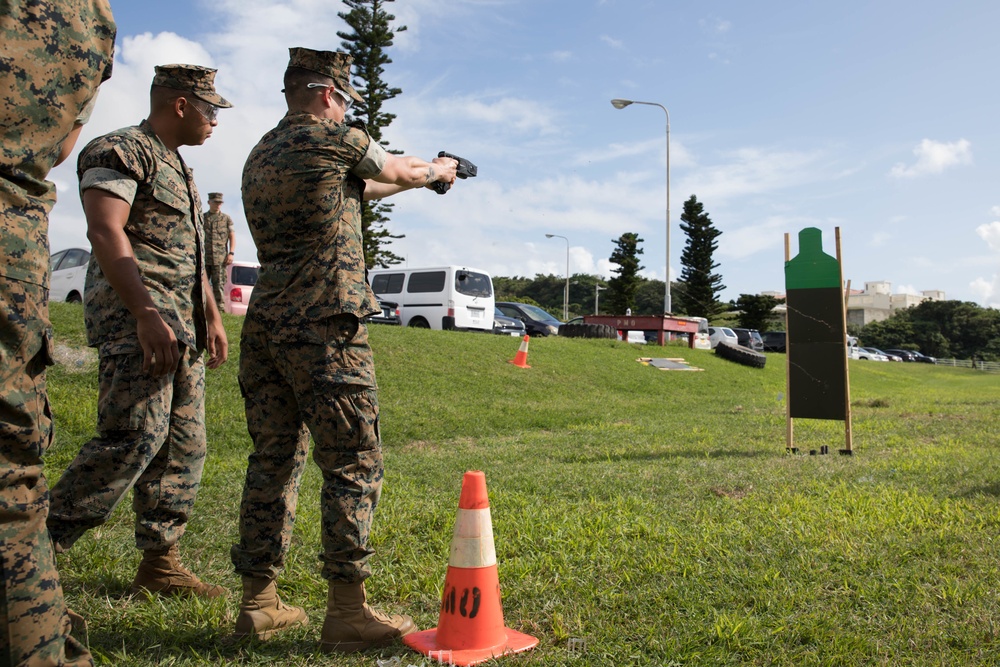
(0, 2), (115, 665)
(45, 65), (232, 602)
(231, 47), (458, 653)
(203, 191), (235, 309)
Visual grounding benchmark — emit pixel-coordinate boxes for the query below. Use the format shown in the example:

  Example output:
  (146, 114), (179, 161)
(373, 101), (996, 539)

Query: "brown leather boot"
(319, 582), (416, 653)
(233, 576), (309, 640)
(130, 545), (227, 598)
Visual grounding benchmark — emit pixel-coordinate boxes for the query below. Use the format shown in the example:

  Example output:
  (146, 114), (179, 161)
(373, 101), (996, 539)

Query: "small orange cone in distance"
(403, 471), (538, 666)
(508, 335), (531, 368)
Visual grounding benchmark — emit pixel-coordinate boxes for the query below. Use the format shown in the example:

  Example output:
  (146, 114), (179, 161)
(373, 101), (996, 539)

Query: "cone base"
(507, 359), (530, 368)
(403, 625), (538, 666)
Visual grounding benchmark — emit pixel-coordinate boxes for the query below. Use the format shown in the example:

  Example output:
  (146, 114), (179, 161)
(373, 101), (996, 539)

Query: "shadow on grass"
(957, 481), (1000, 498)
(88, 624), (324, 663)
(561, 448), (774, 464)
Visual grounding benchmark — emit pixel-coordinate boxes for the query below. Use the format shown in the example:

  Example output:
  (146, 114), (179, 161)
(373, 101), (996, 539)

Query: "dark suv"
(732, 328), (764, 351)
(761, 331), (786, 353)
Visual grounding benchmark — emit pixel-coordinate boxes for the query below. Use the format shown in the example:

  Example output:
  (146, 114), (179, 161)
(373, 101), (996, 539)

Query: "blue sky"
(47, 0), (1000, 308)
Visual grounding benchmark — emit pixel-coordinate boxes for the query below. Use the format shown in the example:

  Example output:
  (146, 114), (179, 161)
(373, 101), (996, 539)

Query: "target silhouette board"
(783, 227), (853, 454)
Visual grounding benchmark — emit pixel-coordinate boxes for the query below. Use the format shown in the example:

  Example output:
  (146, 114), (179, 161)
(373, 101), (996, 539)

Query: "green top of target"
(785, 227), (841, 289)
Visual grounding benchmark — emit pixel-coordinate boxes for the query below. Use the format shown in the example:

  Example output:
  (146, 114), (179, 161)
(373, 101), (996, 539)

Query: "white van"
(368, 265), (494, 332)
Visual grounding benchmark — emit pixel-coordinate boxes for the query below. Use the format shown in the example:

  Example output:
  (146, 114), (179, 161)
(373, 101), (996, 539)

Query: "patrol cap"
(287, 47), (363, 104)
(208, 192), (224, 202)
(153, 64), (233, 108)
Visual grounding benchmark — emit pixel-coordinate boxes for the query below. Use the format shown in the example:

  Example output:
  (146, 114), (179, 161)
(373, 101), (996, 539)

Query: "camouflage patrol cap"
(153, 64), (233, 108)
(208, 192), (224, 202)
(287, 47), (363, 104)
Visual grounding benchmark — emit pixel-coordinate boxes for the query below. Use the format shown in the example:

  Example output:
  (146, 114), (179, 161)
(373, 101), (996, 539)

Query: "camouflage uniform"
(47, 66), (232, 557)
(232, 52), (390, 584)
(203, 194), (233, 308)
(1, 2), (114, 665)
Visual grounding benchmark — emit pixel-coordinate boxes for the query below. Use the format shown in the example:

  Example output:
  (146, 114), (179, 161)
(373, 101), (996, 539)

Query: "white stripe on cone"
(448, 508), (497, 568)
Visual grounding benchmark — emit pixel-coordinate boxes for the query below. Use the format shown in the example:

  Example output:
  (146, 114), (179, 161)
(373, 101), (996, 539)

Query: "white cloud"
(889, 138), (972, 178)
(991, 205), (1000, 217)
(969, 276), (1000, 308)
(896, 284), (920, 296)
(600, 35), (624, 49)
(677, 146), (828, 203)
(977, 221), (1000, 252)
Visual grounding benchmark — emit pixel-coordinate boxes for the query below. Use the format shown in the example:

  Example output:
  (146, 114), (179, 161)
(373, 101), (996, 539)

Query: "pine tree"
(607, 233), (645, 315)
(675, 195), (725, 317)
(338, 0), (407, 268)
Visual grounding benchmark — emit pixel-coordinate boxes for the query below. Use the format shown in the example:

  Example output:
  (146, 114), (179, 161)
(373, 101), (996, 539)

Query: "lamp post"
(545, 233), (570, 321)
(611, 98), (671, 314)
(594, 284), (606, 315)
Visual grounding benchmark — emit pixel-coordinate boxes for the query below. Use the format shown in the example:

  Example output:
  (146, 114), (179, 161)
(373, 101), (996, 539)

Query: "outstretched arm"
(363, 155), (458, 201)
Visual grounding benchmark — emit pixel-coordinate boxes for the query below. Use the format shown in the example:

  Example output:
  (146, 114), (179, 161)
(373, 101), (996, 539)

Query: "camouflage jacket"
(0, 0), (115, 286)
(241, 112), (381, 340)
(203, 210), (233, 265)
(77, 120), (208, 354)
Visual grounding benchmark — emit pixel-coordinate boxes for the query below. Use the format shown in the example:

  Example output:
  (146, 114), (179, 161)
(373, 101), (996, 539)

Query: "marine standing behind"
(46, 65), (231, 599)
(231, 47), (458, 652)
(203, 191), (235, 309)
(0, 2), (115, 664)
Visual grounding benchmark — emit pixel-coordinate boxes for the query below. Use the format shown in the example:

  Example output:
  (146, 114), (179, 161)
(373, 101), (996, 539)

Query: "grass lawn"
(44, 302), (1000, 666)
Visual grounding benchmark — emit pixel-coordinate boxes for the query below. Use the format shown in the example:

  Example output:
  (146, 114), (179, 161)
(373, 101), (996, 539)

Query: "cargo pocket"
(96, 353), (148, 433)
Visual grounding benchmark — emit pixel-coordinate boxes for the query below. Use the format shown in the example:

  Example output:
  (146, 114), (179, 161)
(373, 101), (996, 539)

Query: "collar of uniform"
(138, 118), (187, 178)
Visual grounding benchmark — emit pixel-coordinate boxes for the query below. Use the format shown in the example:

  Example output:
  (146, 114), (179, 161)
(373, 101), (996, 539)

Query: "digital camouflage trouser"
(47, 345), (207, 553)
(0, 279), (92, 666)
(206, 263), (225, 312)
(232, 314), (382, 584)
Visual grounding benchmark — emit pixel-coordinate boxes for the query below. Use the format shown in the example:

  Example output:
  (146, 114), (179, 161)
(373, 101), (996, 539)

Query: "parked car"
(618, 330), (647, 345)
(732, 327), (764, 351)
(857, 347), (888, 361)
(223, 261), (259, 315)
(492, 307), (526, 336)
(883, 349), (918, 362)
(49, 247), (90, 303)
(369, 265), (494, 331)
(910, 350), (937, 364)
(365, 298), (401, 326)
(707, 326), (738, 349)
(761, 331), (787, 353)
(495, 302), (563, 337)
(865, 347), (901, 361)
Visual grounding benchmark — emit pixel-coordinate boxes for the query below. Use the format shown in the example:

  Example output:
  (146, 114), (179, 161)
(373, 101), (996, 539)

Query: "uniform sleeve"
(351, 139), (388, 179)
(77, 134), (149, 204)
(342, 123), (386, 179)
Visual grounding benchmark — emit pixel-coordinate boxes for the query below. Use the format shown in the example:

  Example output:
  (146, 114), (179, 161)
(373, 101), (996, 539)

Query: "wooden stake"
(836, 227), (853, 453)
(784, 232), (794, 453)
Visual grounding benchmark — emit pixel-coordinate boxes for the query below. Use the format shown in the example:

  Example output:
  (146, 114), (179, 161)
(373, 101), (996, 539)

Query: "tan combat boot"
(130, 545), (227, 598)
(319, 582), (416, 653)
(233, 576), (309, 640)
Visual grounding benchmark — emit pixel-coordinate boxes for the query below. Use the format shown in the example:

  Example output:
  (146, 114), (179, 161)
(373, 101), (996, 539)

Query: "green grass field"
(43, 302), (1000, 666)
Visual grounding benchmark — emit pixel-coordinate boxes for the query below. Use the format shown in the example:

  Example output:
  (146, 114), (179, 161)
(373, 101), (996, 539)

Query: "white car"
(49, 247), (90, 303)
(223, 261), (259, 315)
(707, 326), (738, 349)
(859, 347), (889, 361)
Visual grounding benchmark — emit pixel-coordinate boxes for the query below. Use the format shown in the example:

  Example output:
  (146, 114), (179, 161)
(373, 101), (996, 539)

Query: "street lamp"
(610, 98), (671, 314)
(545, 233), (570, 321)
(594, 284), (606, 315)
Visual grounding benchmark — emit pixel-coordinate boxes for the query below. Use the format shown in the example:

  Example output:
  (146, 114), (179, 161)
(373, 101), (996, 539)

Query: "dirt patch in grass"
(53, 344), (96, 373)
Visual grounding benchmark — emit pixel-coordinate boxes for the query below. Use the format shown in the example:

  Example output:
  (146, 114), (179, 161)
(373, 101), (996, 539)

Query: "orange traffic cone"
(508, 335), (531, 368)
(403, 471), (538, 666)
